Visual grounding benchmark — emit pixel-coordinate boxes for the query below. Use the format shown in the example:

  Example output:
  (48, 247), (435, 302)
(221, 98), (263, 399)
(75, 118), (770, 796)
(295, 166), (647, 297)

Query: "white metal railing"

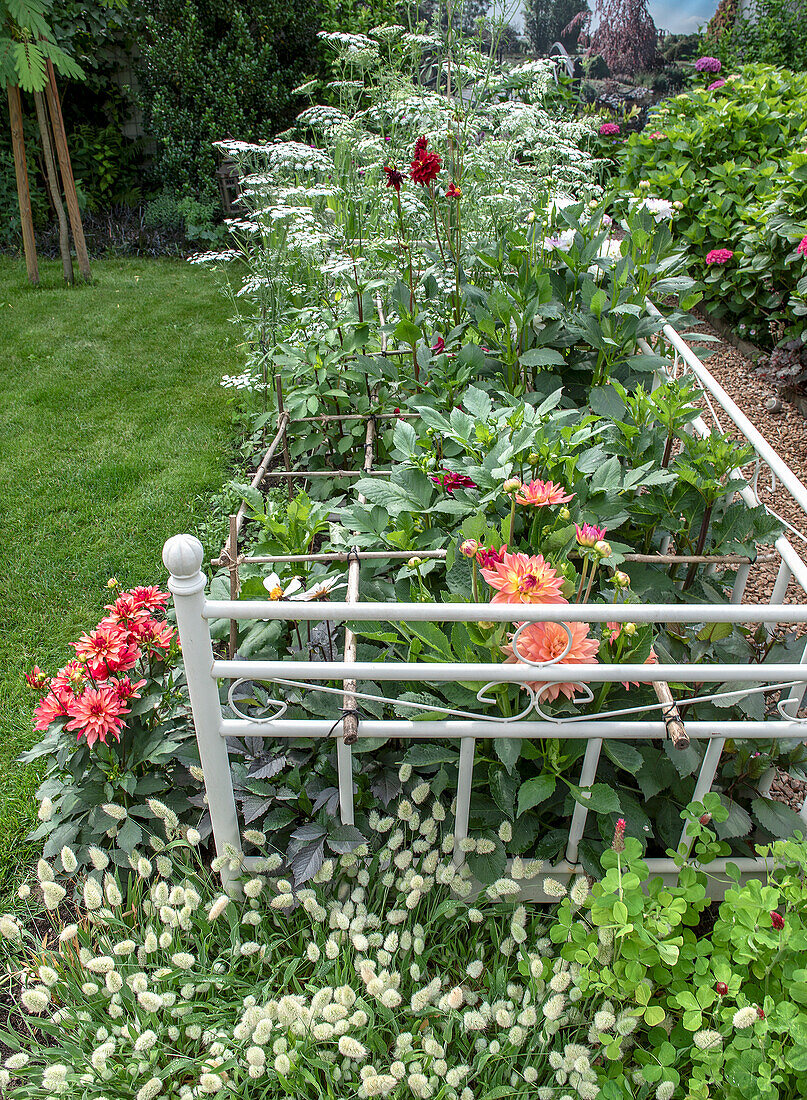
(164, 321), (807, 898)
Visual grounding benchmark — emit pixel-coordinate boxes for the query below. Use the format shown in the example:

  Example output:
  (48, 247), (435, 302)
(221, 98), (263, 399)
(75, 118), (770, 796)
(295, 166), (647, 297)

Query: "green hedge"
(615, 65), (807, 345)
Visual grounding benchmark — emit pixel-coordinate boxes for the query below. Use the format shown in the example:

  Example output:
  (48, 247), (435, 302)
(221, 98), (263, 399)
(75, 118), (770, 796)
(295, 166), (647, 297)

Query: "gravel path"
(691, 323), (807, 812)
(691, 322), (807, 606)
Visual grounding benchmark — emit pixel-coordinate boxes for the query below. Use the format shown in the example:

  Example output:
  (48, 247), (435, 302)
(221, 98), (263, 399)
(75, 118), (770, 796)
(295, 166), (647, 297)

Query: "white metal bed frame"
(164, 311), (807, 897)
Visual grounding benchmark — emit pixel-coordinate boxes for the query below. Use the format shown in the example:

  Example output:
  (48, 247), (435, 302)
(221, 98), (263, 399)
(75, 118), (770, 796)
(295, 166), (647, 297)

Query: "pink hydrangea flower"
(707, 79), (726, 90)
(648, 131), (665, 139)
(706, 248), (734, 265)
(797, 235), (807, 258)
(695, 56), (721, 73)
(599, 122), (620, 136)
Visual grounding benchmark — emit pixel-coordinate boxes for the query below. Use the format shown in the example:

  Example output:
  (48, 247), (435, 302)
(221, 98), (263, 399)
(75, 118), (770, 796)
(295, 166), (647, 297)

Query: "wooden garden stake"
(228, 514), (239, 660)
(44, 59), (91, 282)
(7, 84), (39, 285)
(33, 89), (73, 284)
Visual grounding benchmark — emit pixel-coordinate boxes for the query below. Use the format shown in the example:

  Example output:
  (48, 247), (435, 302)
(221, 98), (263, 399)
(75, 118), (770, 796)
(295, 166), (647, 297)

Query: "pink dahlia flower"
(65, 684), (130, 748)
(706, 248), (734, 265)
(504, 621), (599, 701)
(599, 122), (620, 136)
(481, 551), (567, 605)
(515, 479), (574, 507)
(575, 523), (607, 548)
(797, 235), (807, 258)
(73, 621), (141, 677)
(695, 56), (721, 73)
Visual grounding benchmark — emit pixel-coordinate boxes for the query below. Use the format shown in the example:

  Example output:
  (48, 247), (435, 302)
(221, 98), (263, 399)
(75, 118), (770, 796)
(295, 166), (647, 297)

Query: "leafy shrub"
(705, 0), (807, 72)
(614, 64), (807, 343)
(22, 583), (203, 873)
(136, 0), (323, 204)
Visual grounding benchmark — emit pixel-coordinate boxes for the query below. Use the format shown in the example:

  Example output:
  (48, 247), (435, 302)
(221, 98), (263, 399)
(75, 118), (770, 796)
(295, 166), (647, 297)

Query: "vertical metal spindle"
(565, 738), (603, 865)
(228, 514), (239, 659)
(731, 562), (752, 604)
(767, 560), (792, 638)
(163, 535), (243, 894)
(453, 736), (476, 867)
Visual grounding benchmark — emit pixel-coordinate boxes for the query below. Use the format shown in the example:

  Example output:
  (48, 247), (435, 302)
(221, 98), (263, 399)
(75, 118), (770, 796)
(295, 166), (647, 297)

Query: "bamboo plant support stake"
(275, 376), (292, 502)
(44, 59), (90, 281)
(652, 681), (689, 749)
(227, 515), (240, 660)
(32, 88), (73, 284)
(7, 84), (38, 285)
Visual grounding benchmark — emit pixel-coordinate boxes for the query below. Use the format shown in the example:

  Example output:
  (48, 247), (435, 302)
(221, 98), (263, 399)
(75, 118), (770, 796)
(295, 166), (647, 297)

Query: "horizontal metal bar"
(289, 413), (418, 423)
(219, 718), (807, 739)
(259, 469), (391, 478)
(649, 302), (807, 517)
(214, 658), (807, 683)
(205, 599), (807, 623)
(215, 550), (448, 565)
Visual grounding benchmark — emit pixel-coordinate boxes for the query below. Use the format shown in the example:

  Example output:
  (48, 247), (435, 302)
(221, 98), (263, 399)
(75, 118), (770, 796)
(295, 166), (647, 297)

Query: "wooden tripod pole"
(44, 59), (90, 281)
(33, 89), (73, 284)
(7, 84), (39, 285)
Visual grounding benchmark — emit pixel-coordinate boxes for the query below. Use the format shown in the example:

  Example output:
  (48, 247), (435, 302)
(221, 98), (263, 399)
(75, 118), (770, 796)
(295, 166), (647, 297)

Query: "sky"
(648, 0), (717, 33)
(491, 0), (719, 36)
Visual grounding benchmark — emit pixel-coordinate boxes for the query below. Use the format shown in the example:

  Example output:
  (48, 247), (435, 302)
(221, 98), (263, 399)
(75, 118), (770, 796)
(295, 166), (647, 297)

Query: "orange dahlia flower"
(515, 479), (574, 507)
(480, 551), (567, 605)
(504, 621), (599, 701)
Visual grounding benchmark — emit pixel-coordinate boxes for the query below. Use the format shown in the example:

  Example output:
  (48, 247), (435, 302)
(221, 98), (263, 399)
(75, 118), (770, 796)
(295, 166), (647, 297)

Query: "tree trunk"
(33, 89), (73, 284)
(7, 84), (39, 285)
(44, 59), (91, 281)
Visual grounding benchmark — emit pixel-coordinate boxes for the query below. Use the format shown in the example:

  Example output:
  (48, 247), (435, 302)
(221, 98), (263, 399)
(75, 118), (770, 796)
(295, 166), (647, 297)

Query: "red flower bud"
(770, 911), (785, 930)
(757, 1006), (765, 1019)
(716, 982), (728, 996)
(699, 813), (712, 825)
(612, 817), (626, 853)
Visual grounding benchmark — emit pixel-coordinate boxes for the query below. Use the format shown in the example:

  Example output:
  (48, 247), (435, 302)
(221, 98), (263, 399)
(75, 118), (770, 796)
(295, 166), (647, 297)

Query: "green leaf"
(493, 737), (521, 773)
(520, 347), (565, 368)
(644, 1006), (666, 1027)
(517, 774), (556, 816)
(602, 741), (644, 775)
(572, 783), (621, 815)
(326, 824), (365, 854)
(466, 834), (507, 884)
(589, 455), (622, 493)
(490, 767), (519, 818)
(402, 744), (459, 767)
(752, 796), (803, 838)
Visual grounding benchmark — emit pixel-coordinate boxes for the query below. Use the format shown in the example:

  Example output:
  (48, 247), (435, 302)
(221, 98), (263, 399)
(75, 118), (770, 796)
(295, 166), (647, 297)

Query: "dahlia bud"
(106, 577), (119, 589)
(460, 539), (479, 558)
(559, 507), (571, 521)
(757, 1006), (765, 1019)
(526, 211), (536, 224)
(673, 200), (683, 210)
(623, 622), (637, 636)
(594, 540), (612, 558)
(527, 452), (541, 465)
(503, 478), (522, 494)
(716, 982), (728, 996)
(699, 813), (712, 826)
(407, 558), (424, 569)
(613, 570), (630, 588)
(476, 621), (495, 630)
(770, 911), (785, 930)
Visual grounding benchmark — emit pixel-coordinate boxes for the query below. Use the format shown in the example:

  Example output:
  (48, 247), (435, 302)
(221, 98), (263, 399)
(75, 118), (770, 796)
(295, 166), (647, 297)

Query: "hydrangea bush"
(613, 64), (807, 346)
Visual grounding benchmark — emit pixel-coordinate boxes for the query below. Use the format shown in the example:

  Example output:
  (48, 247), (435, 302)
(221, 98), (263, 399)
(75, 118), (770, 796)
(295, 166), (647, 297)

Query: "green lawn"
(0, 257), (237, 901)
